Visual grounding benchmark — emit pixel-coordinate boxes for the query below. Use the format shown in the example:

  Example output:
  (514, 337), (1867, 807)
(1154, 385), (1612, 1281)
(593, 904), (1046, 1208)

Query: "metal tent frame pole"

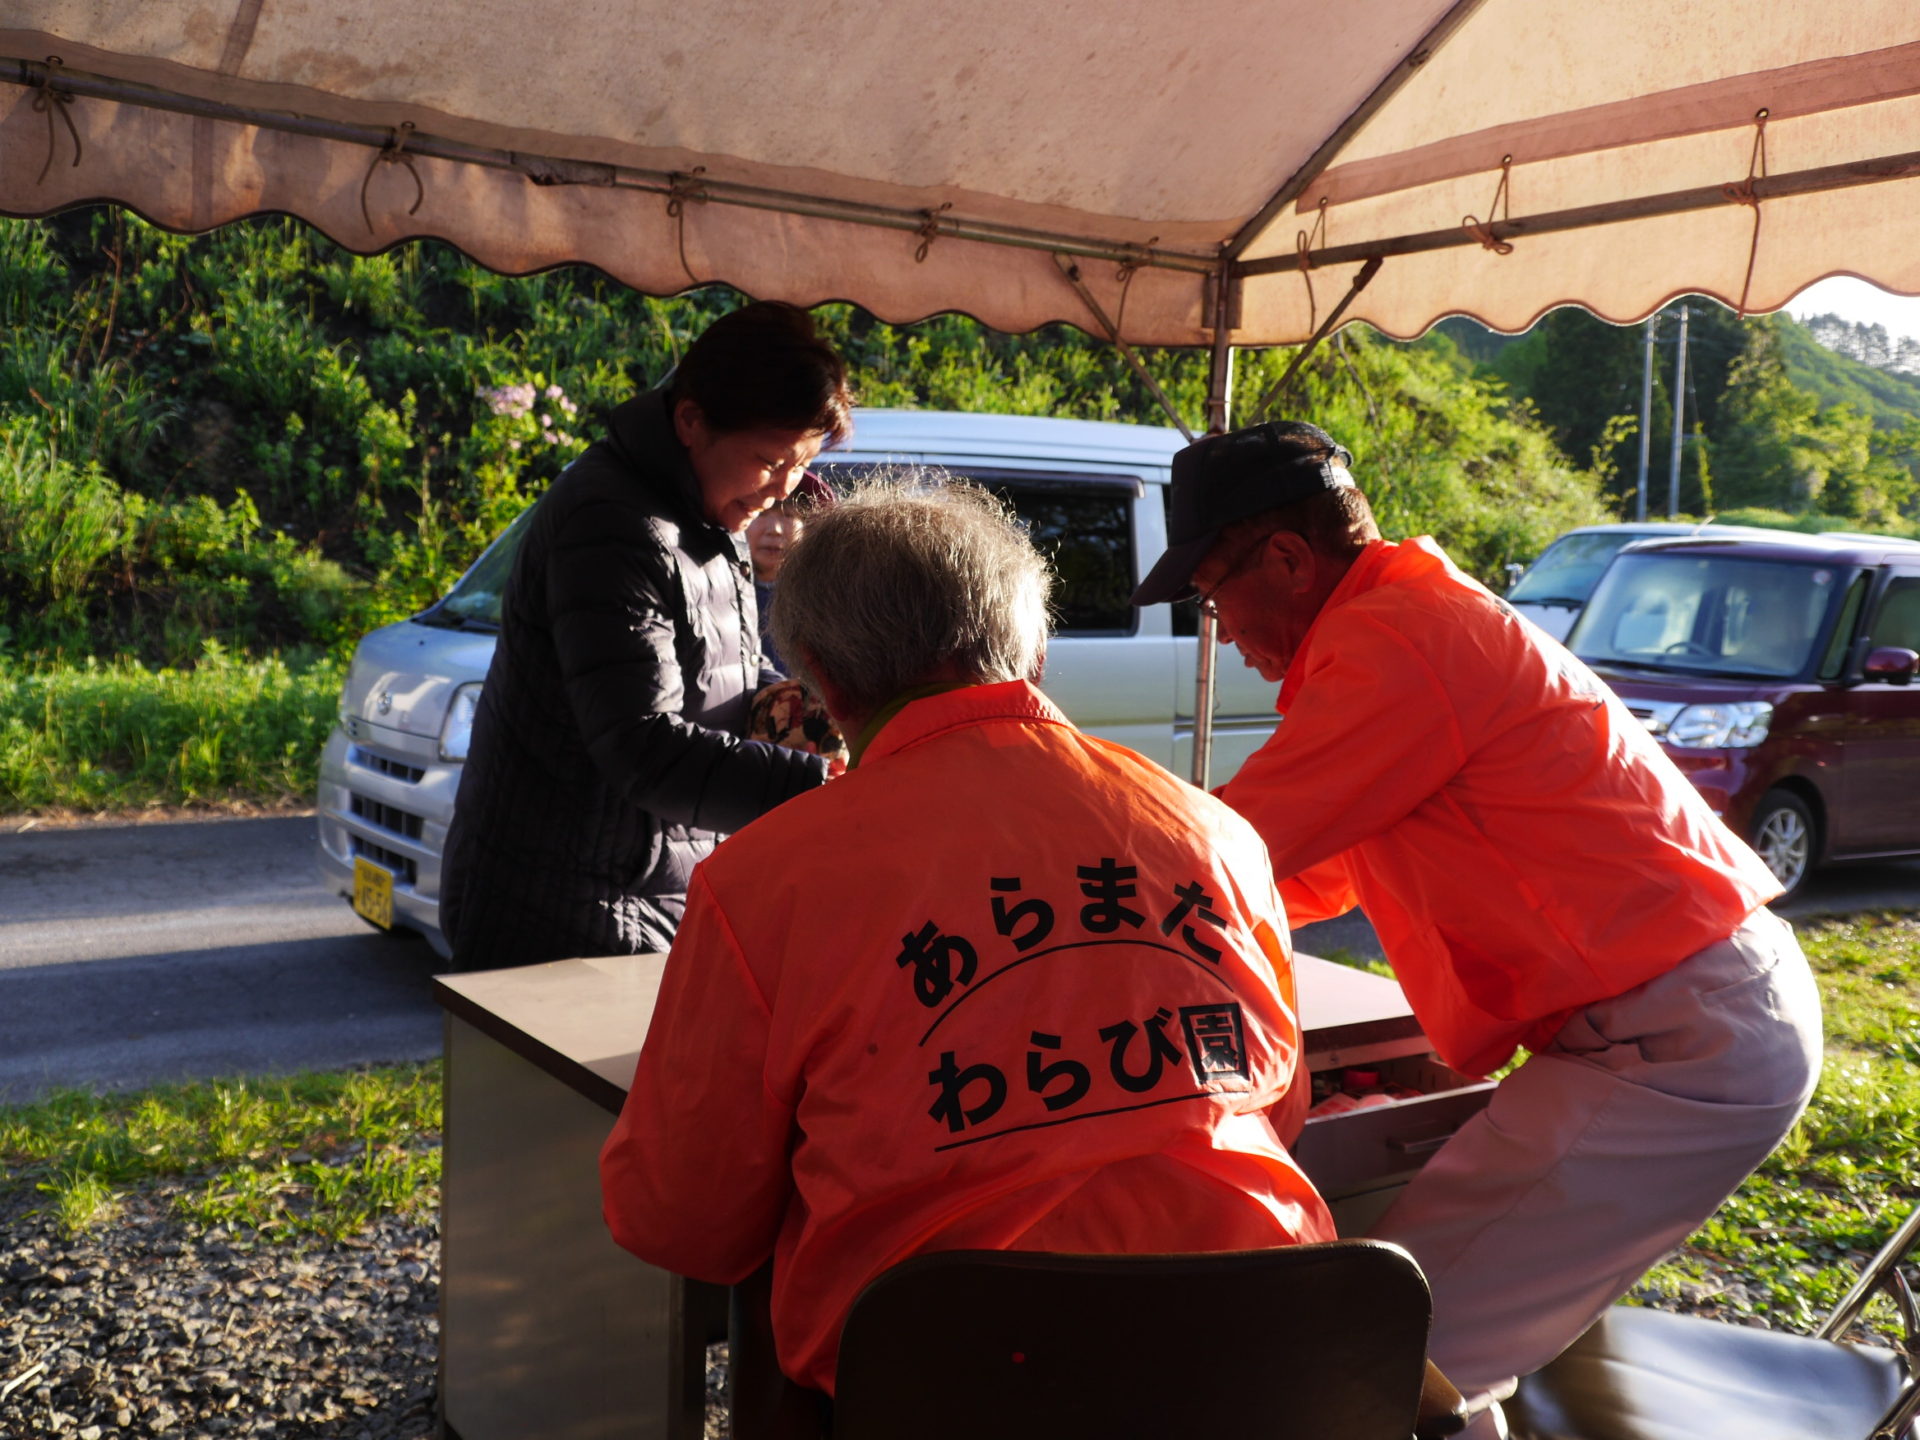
(1189, 268), (1237, 787)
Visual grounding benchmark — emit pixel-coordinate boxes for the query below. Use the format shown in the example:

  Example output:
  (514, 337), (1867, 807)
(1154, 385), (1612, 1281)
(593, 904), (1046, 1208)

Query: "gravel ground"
(0, 1188), (439, 1440)
(0, 1180), (738, 1440)
(0, 1178), (1877, 1440)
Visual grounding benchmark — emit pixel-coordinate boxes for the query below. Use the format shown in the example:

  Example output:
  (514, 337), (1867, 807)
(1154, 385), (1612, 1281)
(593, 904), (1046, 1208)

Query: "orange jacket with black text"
(601, 680), (1335, 1394)
(1220, 537), (1781, 1079)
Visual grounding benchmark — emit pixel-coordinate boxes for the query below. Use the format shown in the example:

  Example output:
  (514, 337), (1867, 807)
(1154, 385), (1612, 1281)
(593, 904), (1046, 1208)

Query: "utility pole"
(1668, 303), (1689, 518)
(1636, 314), (1657, 521)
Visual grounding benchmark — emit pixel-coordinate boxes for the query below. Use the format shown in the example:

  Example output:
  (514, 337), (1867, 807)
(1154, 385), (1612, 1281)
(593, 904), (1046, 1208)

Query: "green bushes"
(2, 210), (1626, 673)
(1233, 328), (1613, 584)
(0, 648), (341, 810)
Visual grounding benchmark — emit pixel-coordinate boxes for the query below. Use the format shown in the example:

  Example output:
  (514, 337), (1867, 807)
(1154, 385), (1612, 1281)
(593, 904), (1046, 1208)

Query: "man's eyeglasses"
(1188, 534), (1268, 614)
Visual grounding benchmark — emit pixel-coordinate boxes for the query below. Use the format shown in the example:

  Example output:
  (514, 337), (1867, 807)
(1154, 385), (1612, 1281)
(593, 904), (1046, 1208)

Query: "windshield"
(429, 506), (535, 628)
(1569, 552), (1839, 678)
(1507, 533), (1644, 606)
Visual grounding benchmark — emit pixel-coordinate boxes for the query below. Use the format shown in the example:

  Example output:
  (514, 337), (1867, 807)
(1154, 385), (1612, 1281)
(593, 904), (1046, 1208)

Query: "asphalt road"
(1, 812), (1915, 1105)
(0, 813), (445, 1104)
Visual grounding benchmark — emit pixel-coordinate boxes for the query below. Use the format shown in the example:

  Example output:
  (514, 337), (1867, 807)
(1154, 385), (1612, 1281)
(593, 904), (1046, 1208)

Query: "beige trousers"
(1371, 906), (1823, 1416)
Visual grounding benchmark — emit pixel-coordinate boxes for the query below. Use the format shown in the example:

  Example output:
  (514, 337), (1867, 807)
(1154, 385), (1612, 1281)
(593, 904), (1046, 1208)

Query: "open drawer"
(1292, 1054), (1496, 1235)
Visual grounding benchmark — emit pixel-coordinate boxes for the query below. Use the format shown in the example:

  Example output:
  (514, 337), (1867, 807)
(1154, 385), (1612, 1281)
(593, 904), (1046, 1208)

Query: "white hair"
(770, 473), (1053, 716)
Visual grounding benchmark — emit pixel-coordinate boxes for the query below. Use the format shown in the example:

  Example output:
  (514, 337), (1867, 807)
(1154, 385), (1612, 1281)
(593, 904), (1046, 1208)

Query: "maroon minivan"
(1566, 532), (1920, 899)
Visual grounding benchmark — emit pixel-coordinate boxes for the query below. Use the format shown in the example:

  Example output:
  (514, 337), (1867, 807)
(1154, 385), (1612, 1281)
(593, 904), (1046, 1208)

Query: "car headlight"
(439, 682), (483, 762)
(1666, 701), (1772, 749)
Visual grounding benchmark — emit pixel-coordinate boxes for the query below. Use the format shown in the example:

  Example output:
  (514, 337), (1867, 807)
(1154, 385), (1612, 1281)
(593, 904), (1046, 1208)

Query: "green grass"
(0, 1064), (441, 1244)
(1635, 912), (1920, 1337)
(0, 647), (341, 812)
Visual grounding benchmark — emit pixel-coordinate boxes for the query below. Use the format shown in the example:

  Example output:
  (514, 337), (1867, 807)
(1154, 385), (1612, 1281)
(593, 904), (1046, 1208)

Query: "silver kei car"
(316, 409), (1282, 955)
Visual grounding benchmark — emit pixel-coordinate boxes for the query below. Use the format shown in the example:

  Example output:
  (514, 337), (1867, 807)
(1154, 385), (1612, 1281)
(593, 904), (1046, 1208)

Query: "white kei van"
(315, 409), (1280, 953)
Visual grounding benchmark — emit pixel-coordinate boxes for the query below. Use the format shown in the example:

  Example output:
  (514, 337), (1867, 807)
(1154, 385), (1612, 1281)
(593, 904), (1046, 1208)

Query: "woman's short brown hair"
(671, 301), (853, 445)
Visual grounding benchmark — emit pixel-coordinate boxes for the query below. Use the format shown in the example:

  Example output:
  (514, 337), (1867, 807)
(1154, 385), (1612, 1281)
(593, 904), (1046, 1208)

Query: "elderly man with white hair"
(601, 478), (1334, 1403)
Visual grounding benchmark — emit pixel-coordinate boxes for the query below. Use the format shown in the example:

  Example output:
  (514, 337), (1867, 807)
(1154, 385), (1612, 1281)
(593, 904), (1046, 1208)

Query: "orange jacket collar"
(1277, 536), (1446, 712)
(863, 679), (1073, 765)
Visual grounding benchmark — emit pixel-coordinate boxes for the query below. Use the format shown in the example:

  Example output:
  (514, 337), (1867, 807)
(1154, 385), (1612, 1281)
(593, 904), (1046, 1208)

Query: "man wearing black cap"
(1135, 420), (1822, 1437)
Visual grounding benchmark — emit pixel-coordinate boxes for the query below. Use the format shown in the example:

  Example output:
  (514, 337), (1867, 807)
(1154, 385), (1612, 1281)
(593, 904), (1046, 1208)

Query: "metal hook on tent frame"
(360, 121), (424, 234)
(1722, 109), (1770, 316)
(1461, 155), (1515, 254)
(1051, 252), (1195, 441)
(1250, 255), (1385, 422)
(27, 56), (81, 185)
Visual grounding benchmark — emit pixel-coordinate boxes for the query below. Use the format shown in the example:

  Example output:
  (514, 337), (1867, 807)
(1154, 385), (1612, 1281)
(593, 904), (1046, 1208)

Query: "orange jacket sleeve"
(1223, 612), (1467, 887)
(600, 869), (795, 1284)
(1277, 852), (1361, 927)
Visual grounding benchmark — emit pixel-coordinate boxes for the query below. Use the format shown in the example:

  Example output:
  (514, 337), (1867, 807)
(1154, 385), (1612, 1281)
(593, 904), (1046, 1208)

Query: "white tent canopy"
(5, 0), (1920, 351)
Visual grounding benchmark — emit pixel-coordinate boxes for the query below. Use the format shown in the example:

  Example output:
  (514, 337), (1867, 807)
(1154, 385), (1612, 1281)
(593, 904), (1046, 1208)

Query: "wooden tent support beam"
(1234, 147), (1920, 277)
(1249, 256), (1385, 421)
(0, 57), (1217, 277)
(1051, 254), (1196, 441)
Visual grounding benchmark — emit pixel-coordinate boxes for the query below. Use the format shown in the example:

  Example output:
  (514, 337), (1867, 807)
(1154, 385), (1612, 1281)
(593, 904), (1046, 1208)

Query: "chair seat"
(1507, 1305), (1909, 1440)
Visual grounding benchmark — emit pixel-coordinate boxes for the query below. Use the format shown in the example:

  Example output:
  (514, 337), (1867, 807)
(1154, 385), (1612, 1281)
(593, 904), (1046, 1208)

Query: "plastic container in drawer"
(1291, 1054), (1495, 1200)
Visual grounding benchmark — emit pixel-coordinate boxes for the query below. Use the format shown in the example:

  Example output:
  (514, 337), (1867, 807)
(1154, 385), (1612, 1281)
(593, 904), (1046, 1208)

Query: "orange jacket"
(601, 681), (1334, 1393)
(1221, 538), (1780, 1078)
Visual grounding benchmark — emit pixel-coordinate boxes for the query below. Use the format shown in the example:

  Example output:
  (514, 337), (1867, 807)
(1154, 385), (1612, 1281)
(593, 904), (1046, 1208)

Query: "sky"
(1785, 275), (1920, 345)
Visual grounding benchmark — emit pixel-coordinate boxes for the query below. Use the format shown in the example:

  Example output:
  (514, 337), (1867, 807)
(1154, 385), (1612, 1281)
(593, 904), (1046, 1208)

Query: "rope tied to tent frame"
(359, 121), (424, 234)
(28, 56), (81, 185)
(1461, 155), (1514, 254)
(1295, 197), (1330, 331)
(666, 168), (710, 287)
(1722, 109), (1770, 317)
(1050, 252), (1195, 441)
(913, 203), (954, 263)
(1111, 236), (1158, 339)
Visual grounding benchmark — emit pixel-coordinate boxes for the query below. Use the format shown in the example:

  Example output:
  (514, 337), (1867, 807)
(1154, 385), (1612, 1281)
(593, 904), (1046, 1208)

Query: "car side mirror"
(1863, 646), (1920, 685)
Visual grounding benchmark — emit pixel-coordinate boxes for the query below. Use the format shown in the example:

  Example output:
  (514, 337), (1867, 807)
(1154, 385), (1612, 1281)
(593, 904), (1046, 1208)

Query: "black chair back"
(832, 1240), (1435, 1440)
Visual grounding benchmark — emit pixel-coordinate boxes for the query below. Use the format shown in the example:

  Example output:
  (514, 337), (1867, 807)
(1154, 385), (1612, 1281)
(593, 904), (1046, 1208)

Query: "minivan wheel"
(1750, 790), (1815, 902)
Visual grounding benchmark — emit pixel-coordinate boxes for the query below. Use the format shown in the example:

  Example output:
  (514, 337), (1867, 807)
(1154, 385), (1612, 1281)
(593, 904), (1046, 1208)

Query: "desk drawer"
(1293, 1055), (1494, 1201)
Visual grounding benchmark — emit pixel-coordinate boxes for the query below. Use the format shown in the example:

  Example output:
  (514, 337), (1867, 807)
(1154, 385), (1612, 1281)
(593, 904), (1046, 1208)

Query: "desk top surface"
(435, 950), (1419, 1118)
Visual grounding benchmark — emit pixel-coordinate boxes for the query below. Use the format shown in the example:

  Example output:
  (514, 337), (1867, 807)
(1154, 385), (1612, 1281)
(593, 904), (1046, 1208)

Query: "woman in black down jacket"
(441, 303), (849, 968)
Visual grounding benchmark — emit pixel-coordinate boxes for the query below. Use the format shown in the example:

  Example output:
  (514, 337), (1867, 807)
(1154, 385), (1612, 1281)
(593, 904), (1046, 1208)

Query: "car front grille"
(351, 746), (426, 784)
(351, 836), (419, 887)
(350, 793), (426, 840)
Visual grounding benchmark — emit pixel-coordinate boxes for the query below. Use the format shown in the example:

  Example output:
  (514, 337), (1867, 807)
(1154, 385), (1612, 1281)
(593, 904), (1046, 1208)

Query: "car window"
(816, 464), (1138, 636)
(1507, 533), (1642, 605)
(1817, 573), (1870, 681)
(433, 505), (535, 627)
(1866, 576), (1920, 654)
(1571, 553), (1838, 678)
(993, 481), (1136, 634)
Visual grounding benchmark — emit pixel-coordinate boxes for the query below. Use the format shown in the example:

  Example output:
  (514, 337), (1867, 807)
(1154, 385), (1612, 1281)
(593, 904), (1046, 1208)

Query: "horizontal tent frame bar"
(0, 57), (1220, 278)
(1234, 146), (1920, 277)
(12, 59), (1920, 331)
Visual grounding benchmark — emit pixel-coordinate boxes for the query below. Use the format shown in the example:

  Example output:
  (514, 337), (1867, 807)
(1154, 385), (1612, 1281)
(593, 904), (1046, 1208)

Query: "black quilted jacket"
(440, 388), (830, 968)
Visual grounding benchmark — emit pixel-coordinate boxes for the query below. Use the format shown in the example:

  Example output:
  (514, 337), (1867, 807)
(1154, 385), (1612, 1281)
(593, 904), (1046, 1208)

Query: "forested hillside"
(1, 208), (1608, 668)
(1446, 302), (1920, 530)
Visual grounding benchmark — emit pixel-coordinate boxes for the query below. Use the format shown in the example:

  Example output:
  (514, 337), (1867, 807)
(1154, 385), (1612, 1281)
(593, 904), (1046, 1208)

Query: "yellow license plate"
(353, 856), (395, 929)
